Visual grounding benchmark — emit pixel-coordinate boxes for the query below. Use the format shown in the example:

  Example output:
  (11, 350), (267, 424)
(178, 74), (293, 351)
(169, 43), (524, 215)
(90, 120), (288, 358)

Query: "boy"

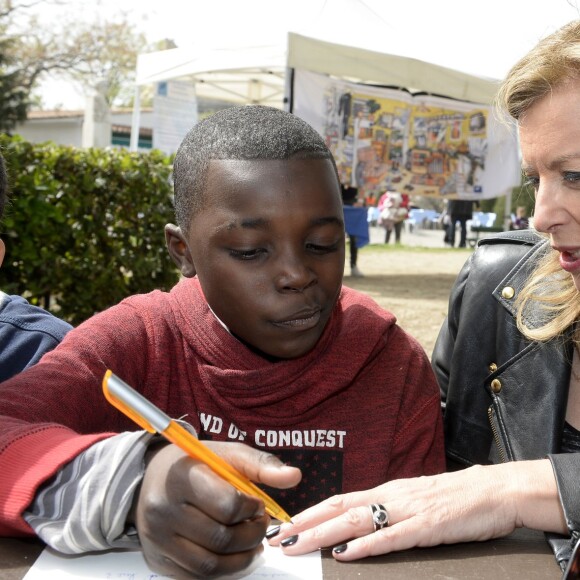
(0, 152), (72, 381)
(0, 106), (444, 578)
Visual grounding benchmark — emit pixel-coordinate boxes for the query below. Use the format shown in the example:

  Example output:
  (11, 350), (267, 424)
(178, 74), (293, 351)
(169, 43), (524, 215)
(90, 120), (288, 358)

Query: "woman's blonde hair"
(496, 20), (580, 343)
(515, 249), (579, 342)
(496, 20), (580, 120)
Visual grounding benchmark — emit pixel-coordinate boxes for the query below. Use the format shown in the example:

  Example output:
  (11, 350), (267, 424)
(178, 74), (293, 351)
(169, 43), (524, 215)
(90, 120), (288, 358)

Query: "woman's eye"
(523, 175), (539, 190)
(563, 171), (580, 185)
(229, 248), (265, 260)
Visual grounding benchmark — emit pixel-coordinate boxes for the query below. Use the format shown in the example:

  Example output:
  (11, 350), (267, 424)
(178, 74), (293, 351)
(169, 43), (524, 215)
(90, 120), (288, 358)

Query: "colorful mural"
(294, 70), (520, 200)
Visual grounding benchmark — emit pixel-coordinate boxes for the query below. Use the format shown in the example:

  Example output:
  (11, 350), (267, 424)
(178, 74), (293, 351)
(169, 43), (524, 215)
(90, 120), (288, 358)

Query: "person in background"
(269, 20), (580, 573)
(446, 198), (476, 248)
(0, 152), (72, 382)
(364, 192), (377, 208)
(439, 199), (452, 245)
(511, 205), (530, 230)
(377, 190), (409, 244)
(0, 106), (444, 579)
(341, 180), (364, 277)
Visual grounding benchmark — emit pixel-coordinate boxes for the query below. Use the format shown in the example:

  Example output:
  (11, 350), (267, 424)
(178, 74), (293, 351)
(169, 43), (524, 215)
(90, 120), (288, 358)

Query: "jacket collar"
(492, 236), (551, 318)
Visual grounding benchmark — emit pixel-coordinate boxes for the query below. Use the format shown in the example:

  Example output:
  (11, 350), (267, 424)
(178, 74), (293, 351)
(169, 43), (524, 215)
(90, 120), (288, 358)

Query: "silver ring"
(369, 503), (389, 531)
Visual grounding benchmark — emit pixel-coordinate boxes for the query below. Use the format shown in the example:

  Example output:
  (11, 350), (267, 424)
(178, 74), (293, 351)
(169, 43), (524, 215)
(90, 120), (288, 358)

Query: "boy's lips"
(272, 308), (322, 329)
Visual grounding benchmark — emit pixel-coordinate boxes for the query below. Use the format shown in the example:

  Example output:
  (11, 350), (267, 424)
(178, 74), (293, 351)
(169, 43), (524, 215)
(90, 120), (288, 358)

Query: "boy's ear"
(0, 239), (5, 268)
(165, 224), (196, 278)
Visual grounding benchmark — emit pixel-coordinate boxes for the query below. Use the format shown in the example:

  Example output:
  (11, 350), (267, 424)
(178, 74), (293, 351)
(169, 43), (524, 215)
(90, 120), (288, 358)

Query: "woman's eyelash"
(523, 176), (539, 188)
(563, 171), (580, 183)
(522, 172), (580, 189)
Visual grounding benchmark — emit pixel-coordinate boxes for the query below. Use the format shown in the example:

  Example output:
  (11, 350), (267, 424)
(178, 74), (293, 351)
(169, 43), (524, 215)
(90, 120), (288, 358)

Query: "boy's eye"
(229, 248), (266, 260)
(306, 242), (339, 254)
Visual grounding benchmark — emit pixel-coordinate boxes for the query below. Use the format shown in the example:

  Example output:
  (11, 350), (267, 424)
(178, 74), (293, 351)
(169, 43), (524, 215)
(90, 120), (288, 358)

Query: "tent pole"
(503, 188), (512, 231)
(129, 85), (141, 152)
(285, 67), (295, 112)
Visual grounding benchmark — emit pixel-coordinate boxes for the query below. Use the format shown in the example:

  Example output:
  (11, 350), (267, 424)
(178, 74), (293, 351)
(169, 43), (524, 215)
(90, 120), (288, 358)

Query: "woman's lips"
(558, 249), (580, 274)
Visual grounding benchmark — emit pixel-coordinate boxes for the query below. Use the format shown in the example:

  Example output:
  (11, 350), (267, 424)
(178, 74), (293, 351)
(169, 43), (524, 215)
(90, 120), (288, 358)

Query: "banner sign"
(153, 80), (198, 155)
(293, 70), (520, 200)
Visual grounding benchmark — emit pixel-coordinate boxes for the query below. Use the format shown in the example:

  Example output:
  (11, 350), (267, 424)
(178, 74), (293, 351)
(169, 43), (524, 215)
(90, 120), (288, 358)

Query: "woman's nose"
(531, 181), (565, 233)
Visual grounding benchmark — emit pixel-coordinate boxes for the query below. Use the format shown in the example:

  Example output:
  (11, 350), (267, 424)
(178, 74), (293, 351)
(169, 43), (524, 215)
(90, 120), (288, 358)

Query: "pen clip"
(102, 369), (170, 434)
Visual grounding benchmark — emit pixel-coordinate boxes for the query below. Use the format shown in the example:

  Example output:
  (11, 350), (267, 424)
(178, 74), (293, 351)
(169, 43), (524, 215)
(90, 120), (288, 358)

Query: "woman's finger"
(274, 503), (392, 555)
(330, 517), (428, 561)
(269, 488), (386, 546)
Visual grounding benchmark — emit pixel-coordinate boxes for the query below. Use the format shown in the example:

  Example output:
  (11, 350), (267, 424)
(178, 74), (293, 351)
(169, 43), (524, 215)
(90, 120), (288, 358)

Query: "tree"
(0, 0), (151, 113)
(0, 35), (28, 131)
(0, 1), (32, 131)
(43, 17), (149, 106)
(0, 134), (179, 324)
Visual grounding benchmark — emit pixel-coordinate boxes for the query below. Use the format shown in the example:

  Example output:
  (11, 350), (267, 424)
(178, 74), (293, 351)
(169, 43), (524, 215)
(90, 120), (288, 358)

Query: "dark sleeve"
(0, 297), (73, 382)
(431, 255), (472, 409)
(546, 454), (580, 569)
(549, 454), (580, 534)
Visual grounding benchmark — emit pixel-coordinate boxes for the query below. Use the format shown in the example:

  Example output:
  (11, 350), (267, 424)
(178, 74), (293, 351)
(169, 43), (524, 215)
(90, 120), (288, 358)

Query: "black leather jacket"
(432, 229), (580, 569)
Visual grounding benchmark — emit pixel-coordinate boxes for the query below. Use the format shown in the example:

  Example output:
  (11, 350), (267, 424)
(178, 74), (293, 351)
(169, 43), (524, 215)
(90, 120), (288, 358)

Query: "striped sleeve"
(24, 431), (155, 553)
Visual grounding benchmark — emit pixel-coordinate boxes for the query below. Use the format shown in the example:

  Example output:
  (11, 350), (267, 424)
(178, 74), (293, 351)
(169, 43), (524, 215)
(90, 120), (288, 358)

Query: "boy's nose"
(275, 254), (316, 292)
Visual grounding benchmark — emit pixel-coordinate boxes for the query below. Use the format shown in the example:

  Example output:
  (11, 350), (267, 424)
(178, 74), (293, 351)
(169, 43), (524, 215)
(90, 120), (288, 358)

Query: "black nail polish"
(333, 544), (348, 554)
(266, 525), (281, 539)
(280, 534), (299, 547)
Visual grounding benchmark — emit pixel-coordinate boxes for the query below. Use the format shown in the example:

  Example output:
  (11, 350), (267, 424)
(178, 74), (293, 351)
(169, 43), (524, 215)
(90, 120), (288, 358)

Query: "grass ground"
(343, 244), (472, 356)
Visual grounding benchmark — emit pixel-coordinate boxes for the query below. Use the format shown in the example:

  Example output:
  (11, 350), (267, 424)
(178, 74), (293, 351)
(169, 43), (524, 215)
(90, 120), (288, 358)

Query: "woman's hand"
(269, 460), (565, 561)
(134, 441), (301, 578)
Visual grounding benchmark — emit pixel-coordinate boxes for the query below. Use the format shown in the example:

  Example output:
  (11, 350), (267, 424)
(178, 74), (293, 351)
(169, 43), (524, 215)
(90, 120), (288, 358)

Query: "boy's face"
(172, 157), (345, 360)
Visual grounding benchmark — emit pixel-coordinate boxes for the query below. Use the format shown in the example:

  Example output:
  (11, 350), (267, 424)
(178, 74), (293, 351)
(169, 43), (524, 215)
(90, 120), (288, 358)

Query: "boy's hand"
(134, 441), (301, 579)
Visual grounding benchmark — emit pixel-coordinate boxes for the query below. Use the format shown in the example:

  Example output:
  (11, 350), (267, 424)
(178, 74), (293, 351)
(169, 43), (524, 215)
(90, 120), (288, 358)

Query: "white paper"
(23, 541), (322, 580)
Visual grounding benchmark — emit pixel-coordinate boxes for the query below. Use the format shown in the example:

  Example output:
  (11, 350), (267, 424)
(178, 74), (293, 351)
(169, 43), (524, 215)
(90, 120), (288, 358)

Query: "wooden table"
(0, 528), (560, 579)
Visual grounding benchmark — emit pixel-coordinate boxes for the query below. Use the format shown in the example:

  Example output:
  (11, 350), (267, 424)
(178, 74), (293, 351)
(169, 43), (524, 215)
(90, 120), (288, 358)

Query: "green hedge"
(0, 135), (180, 325)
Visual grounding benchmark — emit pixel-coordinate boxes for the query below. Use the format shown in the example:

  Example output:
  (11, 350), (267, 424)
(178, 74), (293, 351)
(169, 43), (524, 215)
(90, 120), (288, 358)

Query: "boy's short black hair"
(172, 105), (338, 230)
(0, 153), (7, 222)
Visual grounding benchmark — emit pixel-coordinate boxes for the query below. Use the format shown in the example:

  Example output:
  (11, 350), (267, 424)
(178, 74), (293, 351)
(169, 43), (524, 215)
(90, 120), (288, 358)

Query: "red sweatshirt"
(0, 278), (444, 535)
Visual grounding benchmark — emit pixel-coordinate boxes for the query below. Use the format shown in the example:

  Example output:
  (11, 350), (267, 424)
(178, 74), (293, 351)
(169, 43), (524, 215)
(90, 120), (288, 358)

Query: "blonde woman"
(269, 20), (580, 572)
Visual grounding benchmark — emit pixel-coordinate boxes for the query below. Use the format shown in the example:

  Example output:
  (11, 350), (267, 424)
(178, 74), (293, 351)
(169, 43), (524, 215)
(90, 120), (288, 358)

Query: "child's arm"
(24, 431), (152, 551)
(24, 431), (301, 578)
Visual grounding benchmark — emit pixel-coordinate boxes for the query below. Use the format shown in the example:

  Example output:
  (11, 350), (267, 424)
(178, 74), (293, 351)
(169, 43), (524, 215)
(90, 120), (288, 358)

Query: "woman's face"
(519, 79), (580, 291)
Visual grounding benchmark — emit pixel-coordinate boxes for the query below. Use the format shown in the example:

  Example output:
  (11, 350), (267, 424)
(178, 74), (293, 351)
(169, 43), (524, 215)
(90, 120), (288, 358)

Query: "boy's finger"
(207, 441), (302, 489)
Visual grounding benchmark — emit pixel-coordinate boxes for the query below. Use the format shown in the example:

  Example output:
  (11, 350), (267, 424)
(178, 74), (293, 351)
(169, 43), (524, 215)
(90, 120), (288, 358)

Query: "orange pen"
(102, 369), (292, 523)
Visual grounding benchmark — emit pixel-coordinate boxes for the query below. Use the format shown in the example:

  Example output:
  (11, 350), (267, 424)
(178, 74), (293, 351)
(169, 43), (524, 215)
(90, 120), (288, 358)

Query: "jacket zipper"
(488, 406), (507, 463)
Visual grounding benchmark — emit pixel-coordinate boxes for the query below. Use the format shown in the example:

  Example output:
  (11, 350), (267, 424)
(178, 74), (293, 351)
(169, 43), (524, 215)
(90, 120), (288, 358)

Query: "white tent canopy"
(285, 34), (499, 104)
(131, 32), (500, 149)
(135, 42), (287, 107)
